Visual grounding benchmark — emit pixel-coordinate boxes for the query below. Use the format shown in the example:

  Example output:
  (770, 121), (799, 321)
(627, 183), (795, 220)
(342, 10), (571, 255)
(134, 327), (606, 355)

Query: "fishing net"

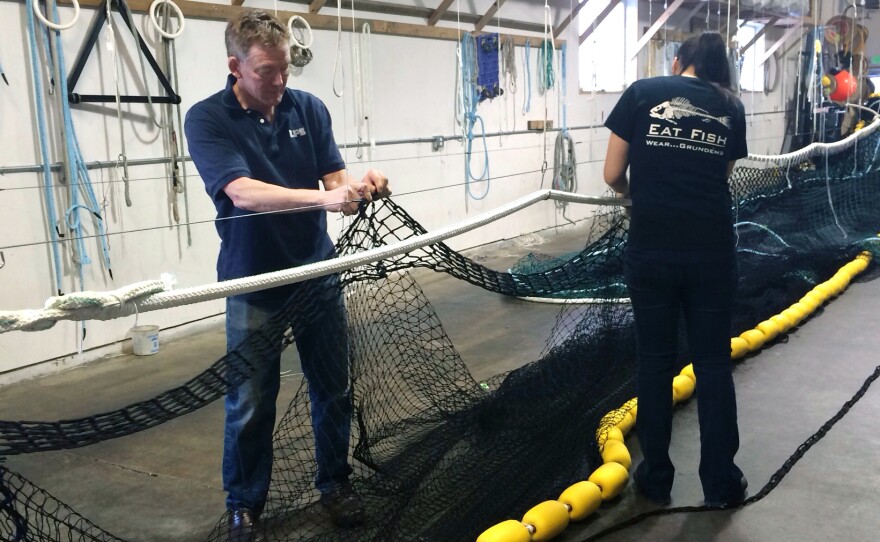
(2, 126), (880, 541)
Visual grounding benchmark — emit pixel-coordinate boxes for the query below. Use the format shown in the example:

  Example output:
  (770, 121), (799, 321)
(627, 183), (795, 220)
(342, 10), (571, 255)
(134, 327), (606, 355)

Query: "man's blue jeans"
(223, 276), (353, 513)
(624, 249), (744, 503)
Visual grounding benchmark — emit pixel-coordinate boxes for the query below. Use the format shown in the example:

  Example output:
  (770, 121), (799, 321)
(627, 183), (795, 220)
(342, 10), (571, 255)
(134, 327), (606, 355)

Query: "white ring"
(288, 15), (313, 50)
(149, 0), (185, 40)
(32, 0), (80, 31)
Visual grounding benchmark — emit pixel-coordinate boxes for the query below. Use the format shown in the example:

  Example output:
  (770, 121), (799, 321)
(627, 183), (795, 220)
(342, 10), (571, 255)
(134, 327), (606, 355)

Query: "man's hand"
(325, 182), (371, 215)
(361, 169), (391, 199)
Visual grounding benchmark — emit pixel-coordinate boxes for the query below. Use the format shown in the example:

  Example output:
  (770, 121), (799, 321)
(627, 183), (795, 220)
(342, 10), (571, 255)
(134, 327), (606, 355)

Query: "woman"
(603, 32), (748, 507)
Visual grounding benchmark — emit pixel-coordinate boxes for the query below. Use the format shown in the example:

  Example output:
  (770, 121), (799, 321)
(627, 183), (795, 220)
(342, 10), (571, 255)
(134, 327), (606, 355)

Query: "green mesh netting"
(2, 129), (880, 541)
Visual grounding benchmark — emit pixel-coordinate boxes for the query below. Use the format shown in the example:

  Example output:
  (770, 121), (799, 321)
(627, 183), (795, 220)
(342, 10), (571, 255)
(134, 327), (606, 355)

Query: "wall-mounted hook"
(0, 251), (6, 269)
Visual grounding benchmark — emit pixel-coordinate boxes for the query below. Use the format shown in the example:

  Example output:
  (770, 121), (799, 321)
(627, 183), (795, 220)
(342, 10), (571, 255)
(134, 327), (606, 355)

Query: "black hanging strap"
(66, 0), (181, 104)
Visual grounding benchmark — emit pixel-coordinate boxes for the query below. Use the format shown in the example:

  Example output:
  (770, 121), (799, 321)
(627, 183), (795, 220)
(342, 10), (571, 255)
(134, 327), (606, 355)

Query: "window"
(578, 0), (636, 92)
(737, 21), (766, 92)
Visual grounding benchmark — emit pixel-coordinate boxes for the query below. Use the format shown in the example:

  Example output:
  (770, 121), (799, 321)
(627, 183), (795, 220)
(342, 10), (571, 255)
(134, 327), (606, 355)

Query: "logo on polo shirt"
(289, 127), (307, 138)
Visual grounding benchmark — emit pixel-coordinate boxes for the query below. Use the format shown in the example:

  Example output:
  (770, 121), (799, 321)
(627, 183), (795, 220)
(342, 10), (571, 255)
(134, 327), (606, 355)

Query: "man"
(185, 10), (390, 540)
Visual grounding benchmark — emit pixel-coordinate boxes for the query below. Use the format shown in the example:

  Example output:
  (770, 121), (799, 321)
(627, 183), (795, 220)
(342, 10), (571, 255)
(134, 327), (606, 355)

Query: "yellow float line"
(476, 251), (873, 542)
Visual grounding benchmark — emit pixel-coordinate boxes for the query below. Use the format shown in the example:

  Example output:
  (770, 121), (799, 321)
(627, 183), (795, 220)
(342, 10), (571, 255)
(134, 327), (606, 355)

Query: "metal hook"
(0, 251), (5, 269)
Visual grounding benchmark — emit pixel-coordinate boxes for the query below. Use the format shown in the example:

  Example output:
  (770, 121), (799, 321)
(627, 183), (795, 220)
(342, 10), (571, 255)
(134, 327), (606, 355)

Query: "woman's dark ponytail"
(694, 33), (732, 89)
(676, 32), (735, 100)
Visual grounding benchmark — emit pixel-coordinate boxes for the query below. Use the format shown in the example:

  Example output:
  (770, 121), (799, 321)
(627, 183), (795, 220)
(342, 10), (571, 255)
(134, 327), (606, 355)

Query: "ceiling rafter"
(579, 0), (622, 45)
(630, 0), (687, 60)
(758, 22), (806, 67)
(554, 0), (590, 38)
(474, 0), (507, 33)
(61, 0), (563, 47)
(738, 16), (778, 55)
(428, 0), (455, 26)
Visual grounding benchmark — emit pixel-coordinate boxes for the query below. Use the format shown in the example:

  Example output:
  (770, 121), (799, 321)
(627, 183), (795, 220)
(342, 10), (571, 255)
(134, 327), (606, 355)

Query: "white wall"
(0, 0), (804, 380)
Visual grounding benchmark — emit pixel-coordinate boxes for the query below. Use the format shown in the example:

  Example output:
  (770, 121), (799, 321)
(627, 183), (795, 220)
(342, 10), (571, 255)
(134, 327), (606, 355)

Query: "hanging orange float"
(822, 69), (858, 102)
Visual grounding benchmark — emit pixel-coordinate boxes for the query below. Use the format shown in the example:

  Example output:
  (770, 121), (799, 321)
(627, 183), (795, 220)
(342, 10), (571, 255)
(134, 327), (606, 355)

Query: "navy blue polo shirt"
(185, 75), (345, 298)
(605, 76), (748, 255)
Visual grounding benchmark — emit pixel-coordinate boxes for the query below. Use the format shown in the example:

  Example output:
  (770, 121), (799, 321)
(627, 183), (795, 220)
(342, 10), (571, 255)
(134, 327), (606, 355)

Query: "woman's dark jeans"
(624, 248), (745, 503)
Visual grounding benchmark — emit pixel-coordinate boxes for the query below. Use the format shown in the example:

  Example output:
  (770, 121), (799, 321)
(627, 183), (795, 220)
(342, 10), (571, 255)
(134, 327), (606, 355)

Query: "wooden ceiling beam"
(630, 0), (686, 60)
(428, 0), (455, 26)
(61, 0), (563, 47)
(309, 0), (327, 14)
(554, 0), (590, 39)
(757, 22), (807, 67)
(474, 0), (507, 33)
(738, 16), (778, 56)
(579, 0), (622, 45)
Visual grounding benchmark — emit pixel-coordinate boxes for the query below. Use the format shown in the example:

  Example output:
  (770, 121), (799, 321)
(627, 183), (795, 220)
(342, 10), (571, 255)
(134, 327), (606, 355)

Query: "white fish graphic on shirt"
(649, 97), (732, 129)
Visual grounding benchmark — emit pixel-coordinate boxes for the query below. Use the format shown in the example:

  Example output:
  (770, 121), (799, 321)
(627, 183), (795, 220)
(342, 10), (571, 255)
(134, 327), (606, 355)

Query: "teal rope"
(561, 43), (567, 132)
(538, 38), (555, 92)
(460, 33), (490, 200)
(522, 41), (531, 114)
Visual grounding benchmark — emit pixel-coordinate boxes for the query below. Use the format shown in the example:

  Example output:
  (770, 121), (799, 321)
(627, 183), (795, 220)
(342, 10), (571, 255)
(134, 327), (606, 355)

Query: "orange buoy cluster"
(476, 251), (872, 542)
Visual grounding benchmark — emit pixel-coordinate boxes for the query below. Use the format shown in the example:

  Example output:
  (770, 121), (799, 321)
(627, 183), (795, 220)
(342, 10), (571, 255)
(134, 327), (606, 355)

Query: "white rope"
(361, 23), (375, 158)
(331, 0), (345, 98)
(105, 0), (132, 207)
(1, 278), (171, 332)
(0, 191), (623, 333)
(745, 117), (880, 163)
(517, 296), (631, 305)
(351, 19), (372, 159)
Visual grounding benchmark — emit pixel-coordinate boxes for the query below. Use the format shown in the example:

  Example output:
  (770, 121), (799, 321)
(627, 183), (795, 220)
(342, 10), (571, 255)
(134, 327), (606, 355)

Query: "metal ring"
(32, 0), (80, 31)
(288, 15), (313, 50)
(149, 0), (186, 40)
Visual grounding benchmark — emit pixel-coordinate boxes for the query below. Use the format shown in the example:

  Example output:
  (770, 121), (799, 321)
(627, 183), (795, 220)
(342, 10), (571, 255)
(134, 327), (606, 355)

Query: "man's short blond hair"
(225, 10), (289, 60)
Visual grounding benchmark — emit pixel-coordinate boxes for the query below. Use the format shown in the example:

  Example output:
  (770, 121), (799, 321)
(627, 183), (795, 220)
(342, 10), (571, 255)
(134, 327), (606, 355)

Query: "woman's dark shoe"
(633, 464), (672, 506)
(703, 476), (748, 508)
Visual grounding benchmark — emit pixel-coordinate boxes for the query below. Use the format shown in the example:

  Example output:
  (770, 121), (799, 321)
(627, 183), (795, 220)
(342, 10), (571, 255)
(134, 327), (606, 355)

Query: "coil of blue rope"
(460, 33), (490, 200)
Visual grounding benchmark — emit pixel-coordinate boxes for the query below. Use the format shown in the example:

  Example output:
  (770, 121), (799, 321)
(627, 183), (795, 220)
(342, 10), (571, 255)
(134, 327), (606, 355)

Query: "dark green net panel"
(3, 129), (880, 541)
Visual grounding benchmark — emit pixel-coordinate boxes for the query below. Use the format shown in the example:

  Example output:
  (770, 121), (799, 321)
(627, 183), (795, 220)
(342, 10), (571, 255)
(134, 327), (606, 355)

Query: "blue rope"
(522, 41), (532, 115)
(25, 0), (64, 296)
(48, 0), (114, 288)
(561, 43), (567, 133)
(460, 33), (490, 200)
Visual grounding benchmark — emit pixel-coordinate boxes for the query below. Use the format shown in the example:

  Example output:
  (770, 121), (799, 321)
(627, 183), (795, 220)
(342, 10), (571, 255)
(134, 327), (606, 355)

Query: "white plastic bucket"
(130, 325), (160, 356)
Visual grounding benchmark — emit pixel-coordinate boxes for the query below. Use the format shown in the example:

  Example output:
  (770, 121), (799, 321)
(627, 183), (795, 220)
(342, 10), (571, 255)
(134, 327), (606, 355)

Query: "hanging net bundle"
(2, 123), (880, 541)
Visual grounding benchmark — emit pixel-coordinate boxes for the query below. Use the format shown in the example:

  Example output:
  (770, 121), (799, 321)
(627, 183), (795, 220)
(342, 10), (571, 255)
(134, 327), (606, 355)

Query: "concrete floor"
(2, 225), (879, 542)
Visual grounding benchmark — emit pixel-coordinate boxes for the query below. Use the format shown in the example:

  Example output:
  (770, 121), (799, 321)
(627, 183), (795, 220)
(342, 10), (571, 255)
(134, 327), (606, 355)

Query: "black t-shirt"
(605, 76), (747, 255)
